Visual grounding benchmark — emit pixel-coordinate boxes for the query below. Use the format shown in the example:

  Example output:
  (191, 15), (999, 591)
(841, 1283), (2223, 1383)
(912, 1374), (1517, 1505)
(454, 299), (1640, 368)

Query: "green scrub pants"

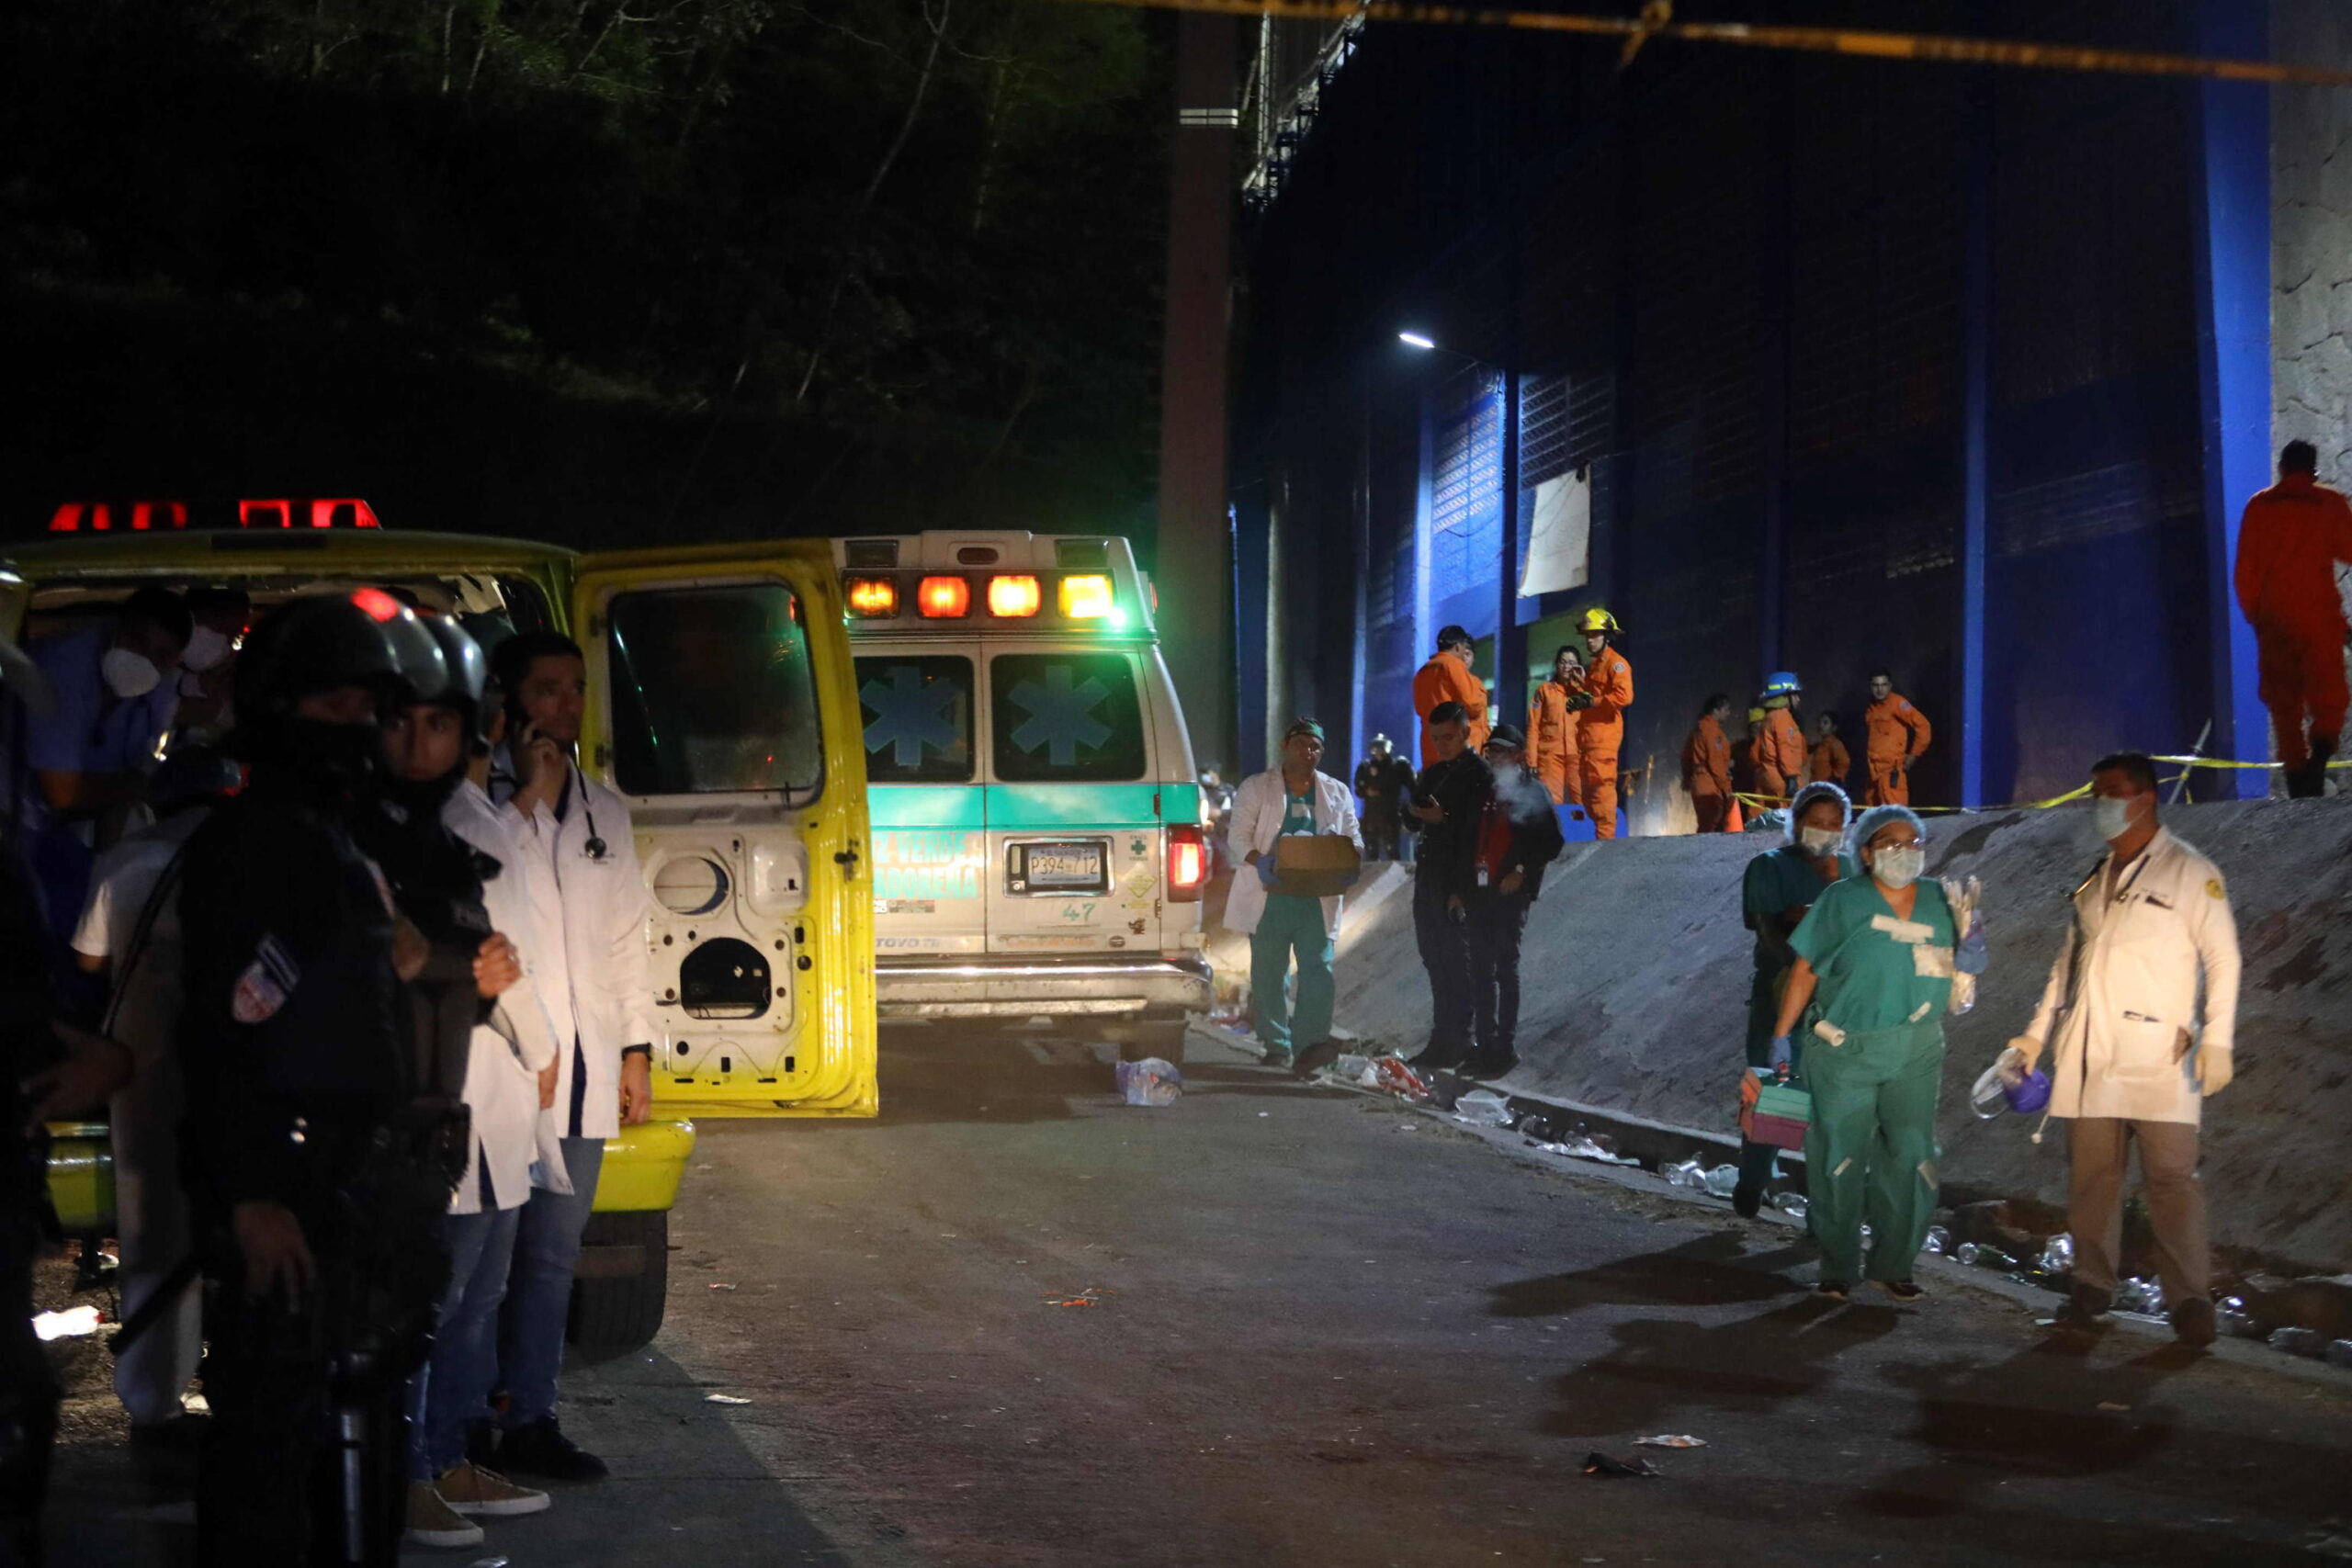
(1801, 1019), (1944, 1285)
(1741, 968), (1800, 1192)
(1250, 893), (1334, 1065)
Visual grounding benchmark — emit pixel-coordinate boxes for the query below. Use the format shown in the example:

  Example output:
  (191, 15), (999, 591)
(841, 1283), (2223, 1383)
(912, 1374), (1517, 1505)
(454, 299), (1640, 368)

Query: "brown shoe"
(405, 1483), (486, 1549)
(2172, 1296), (2217, 1348)
(435, 1461), (551, 1517)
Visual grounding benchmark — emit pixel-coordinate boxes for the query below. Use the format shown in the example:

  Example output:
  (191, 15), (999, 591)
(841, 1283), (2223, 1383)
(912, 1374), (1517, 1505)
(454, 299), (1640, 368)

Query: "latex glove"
(1767, 1034), (1794, 1071)
(1954, 913), (1988, 976)
(2197, 1048), (2233, 1097)
(1253, 853), (1283, 889)
(2007, 1034), (2043, 1074)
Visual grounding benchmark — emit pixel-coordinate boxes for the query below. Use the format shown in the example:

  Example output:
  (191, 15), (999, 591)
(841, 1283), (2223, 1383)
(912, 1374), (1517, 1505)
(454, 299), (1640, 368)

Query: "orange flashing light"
(845, 576), (900, 617)
(917, 576), (972, 618)
(1058, 574), (1114, 619)
(988, 574), (1042, 618)
(349, 587), (406, 623)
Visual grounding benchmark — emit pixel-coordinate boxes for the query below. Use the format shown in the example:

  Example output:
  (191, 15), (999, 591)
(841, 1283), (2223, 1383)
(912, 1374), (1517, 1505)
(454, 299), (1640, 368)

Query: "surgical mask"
(1872, 846), (1925, 890)
(182, 626), (232, 672)
(100, 647), (162, 699)
(2092, 795), (2141, 842)
(1799, 827), (1842, 858)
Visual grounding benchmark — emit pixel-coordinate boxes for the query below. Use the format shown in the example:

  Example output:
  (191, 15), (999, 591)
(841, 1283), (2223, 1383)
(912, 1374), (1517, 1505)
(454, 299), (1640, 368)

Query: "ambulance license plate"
(1011, 841), (1107, 895)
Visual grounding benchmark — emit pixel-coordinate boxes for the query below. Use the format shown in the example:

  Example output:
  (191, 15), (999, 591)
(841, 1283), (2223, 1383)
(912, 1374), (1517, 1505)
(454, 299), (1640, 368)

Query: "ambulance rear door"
(853, 637), (989, 960)
(571, 541), (876, 1117)
(981, 642), (1164, 959)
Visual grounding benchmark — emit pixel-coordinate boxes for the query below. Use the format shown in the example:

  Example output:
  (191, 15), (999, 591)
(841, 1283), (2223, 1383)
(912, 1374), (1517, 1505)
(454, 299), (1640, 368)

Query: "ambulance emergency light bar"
(48, 498), (385, 532)
(842, 570), (1125, 626)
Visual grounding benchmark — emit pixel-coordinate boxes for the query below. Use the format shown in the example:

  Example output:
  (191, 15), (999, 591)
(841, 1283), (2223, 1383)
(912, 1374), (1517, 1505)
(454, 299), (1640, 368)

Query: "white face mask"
(100, 647), (162, 699)
(1799, 826), (1843, 858)
(2092, 795), (2143, 842)
(181, 626), (232, 672)
(1871, 845), (1926, 890)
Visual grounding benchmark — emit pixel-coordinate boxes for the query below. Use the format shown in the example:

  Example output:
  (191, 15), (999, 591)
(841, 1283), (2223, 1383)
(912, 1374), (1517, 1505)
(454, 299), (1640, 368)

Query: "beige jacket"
(2022, 828), (2240, 1125)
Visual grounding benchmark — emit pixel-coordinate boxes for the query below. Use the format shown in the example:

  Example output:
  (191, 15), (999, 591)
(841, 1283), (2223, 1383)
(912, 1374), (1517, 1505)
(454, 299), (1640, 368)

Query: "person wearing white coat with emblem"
(1224, 718), (1362, 1076)
(482, 630), (660, 1481)
(2012, 751), (2240, 1346)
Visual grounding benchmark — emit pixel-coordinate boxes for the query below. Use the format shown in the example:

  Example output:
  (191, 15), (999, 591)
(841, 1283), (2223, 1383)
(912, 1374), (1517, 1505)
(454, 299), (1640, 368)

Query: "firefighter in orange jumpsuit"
(1863, 670), (1932, 806)
(1413, 625), (1489, 767)
(1683, 693), (1734, 832)
(2234, 440), (2352, 797)
(1527, 645), (1584, 807)
(1754, 672), (1806, 801)
(1806, 711), (1851, 788)
(1570, 608), (1633, 839)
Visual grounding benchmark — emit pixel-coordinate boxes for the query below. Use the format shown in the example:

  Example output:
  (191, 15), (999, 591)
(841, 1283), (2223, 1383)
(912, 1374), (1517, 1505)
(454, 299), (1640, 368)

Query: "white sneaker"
(405, 1482), (486, 1549)
(435, 1461), (552, 1517)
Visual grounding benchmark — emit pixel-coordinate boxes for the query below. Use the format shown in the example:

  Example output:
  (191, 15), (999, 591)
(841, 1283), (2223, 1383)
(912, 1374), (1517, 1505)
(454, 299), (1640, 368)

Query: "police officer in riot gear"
(177, 590), (466, 1566)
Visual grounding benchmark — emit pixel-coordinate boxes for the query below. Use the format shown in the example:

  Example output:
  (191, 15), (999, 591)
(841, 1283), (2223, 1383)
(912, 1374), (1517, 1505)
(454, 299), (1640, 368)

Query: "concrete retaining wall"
(1211, 799), (2352, 1269)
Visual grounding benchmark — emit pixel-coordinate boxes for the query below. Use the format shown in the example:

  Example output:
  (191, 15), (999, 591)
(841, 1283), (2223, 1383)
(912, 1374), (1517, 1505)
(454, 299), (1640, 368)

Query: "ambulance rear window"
(855, 655), (974, 784)
(605, 583), (823, 797)
(989, 652), (1146, 783)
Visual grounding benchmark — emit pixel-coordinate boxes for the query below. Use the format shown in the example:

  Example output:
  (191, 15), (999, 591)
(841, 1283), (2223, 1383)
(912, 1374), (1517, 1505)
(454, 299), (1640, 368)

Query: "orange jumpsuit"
(1576, 646), (1634, 840)
(1412, 649), (1490, 767)
(1805, 734), (1850, 788)
(1683, 713), (1732, 832)
(1755, 707), (1805, 801)
(1528, 678), (1583, 807)
(2233, 472), (2352, 771)
(1864, 693), (1932, 806)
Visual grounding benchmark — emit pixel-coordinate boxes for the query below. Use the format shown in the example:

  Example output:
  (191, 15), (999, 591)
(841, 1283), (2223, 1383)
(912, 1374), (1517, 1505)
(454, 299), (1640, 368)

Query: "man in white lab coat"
(484, 630), (659, 1480)
(2013, 751), (2241, 1347)
(1223, 718), (1363, 1075)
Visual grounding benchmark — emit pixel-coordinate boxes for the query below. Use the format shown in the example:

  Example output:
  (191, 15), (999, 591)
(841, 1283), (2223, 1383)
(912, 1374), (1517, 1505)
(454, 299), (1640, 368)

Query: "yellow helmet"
(1577, 606), (1621, 636)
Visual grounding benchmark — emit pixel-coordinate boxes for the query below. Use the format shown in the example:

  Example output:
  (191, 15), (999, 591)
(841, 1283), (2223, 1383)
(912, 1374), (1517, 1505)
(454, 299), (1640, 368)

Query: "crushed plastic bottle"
(1702, 1164), (1741, 1199)
(2216, 1295), (2257, 1338)
(1517, 1112), (1557, 1142)
(1664, 1157), (1709, 1190)
(2268, 1325), (2326, 1358)
(1922, 1225), (1952, 1256)
(1452, 1088), (1514, 1127)
(2113, 1276), (2165, 1316)
(2036, 1234), (2075, 1275)
(1114, 1057), (1183, 1107)
(1771, 1191), (1808, 1219)
(1329, 1053), (1372, 1083)
(1956, 1242), (2015, 1269)
(2325, 1339), (2352, 1370)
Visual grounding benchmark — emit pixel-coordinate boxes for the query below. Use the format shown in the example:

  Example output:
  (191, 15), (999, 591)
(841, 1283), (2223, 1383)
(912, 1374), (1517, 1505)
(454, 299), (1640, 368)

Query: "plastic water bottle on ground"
(1114, 1057), (1183, 1107)
(1922, 1225), (1951, 1256)
(2036, 1234), (2075, 1274)
(2269, 1325), (2325, 1358)
(2325, 1339), (2352, 1369)
(1329, 1053), (1372, 1082)
(1664, 1157), (1708, 1190)
(1771, 1191), (1808, 1219)
(2217, 1295), (2257, 1338)
(2114, 1276), (2165, 1316)
(1702, 1164), (1741, 1199)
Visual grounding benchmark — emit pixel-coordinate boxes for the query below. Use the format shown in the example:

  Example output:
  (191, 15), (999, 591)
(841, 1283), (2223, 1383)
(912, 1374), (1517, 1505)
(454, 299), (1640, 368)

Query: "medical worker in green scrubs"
(1770, 804), (1984, 1302)
(1734, 782), (1854, 1217)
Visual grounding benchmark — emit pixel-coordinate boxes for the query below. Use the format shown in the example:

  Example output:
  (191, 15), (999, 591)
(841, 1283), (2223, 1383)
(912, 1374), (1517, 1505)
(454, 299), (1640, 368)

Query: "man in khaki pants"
(2013, 752), (2241, 1346)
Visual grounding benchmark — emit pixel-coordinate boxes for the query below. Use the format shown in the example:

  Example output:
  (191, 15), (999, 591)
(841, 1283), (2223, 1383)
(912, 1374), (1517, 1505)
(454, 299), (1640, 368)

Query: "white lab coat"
(444, 780), (570, 1211)
(2023, 827), (2241, 1125)
(1220, 766), (1363, 941)
(498, 759), (658, 1144)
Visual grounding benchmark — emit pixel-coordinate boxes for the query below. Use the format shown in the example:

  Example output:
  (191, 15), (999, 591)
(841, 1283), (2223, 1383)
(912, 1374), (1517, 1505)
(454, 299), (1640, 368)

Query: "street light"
(1397, 331), (1437, 350)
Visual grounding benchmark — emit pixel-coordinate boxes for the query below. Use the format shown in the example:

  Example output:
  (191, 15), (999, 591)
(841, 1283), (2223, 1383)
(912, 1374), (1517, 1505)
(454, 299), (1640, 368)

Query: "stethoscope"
(493, 747), (608, 860)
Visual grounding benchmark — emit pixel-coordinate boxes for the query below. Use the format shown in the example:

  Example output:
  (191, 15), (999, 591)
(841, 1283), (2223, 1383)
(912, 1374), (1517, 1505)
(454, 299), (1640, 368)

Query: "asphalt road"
(47, 1023), (2352, 1566)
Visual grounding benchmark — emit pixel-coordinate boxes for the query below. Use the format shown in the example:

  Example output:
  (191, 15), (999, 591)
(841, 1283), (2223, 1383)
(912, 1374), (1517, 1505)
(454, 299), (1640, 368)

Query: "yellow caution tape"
(1733, 753), (2343, 818)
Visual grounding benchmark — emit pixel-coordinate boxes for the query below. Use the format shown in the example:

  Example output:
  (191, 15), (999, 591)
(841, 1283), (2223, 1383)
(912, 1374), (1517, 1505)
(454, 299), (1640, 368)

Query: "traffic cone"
(1724, 798), (1744, 834)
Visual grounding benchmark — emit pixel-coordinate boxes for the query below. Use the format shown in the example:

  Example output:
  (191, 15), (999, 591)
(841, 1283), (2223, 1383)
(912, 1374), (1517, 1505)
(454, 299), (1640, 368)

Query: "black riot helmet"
(416, 615), (491, 740)
(232, 590), (447, 782)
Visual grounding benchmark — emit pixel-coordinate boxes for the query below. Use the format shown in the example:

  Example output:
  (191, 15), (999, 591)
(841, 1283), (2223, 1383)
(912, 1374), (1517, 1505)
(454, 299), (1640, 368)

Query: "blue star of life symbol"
(861, 665), (960, 767)
(1008, 666), (1112, 766)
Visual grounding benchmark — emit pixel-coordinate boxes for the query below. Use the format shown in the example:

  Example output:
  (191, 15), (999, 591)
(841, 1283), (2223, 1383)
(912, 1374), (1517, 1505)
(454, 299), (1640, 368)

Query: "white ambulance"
(831, 532), (1211, 1060)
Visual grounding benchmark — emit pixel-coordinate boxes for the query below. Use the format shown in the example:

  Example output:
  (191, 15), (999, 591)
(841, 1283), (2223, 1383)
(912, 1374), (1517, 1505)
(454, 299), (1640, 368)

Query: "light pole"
(1396, 331), (1521, 722)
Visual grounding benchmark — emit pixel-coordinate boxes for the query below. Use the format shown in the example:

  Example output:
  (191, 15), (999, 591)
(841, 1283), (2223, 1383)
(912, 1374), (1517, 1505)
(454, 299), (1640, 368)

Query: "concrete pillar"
(1154, 13), (1238, 776)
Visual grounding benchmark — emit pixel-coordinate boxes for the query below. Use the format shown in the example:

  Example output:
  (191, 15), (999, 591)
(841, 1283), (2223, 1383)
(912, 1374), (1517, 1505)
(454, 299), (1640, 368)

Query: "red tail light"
(1167, 824), (1207, 901)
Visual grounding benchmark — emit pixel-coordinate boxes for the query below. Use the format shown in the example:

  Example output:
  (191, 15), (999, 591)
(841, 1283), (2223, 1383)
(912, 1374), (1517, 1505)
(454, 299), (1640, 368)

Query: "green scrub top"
(1789, 874), (1956, 1033)
(1742, 845), (1855, 973)
(1281, 789), (1317, 837)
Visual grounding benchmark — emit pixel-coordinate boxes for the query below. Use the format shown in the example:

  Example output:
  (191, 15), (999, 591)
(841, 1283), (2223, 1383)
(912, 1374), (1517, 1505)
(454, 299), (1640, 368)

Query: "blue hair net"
(1852, 803), (1926, 855)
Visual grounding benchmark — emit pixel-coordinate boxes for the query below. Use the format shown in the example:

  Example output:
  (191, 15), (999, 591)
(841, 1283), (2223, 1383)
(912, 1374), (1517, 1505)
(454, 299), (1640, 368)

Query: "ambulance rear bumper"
(875, 955), (1213, 1019)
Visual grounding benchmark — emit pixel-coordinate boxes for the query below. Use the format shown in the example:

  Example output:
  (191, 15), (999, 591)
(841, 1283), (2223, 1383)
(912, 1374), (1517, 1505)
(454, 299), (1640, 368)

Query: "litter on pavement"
(1634, 1435), (1707, 1449)
(1114, 1057), (1183, 1106)
(704, 1393), (752, 1405)
(1580, 1451), (1662, 1478)
(31, 1307), (101, 1341)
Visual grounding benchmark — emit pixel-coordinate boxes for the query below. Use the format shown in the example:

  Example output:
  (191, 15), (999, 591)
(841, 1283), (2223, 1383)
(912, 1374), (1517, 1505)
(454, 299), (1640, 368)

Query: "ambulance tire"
(567, 1210), (669, 1359)
(1115, 1020), (1190, 1066)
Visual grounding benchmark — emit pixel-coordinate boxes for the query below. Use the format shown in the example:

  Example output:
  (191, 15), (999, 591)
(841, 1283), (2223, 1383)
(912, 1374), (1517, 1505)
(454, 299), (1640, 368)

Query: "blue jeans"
(409, 1205), (522, 1480)
(497, 1137), (605, 1426)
